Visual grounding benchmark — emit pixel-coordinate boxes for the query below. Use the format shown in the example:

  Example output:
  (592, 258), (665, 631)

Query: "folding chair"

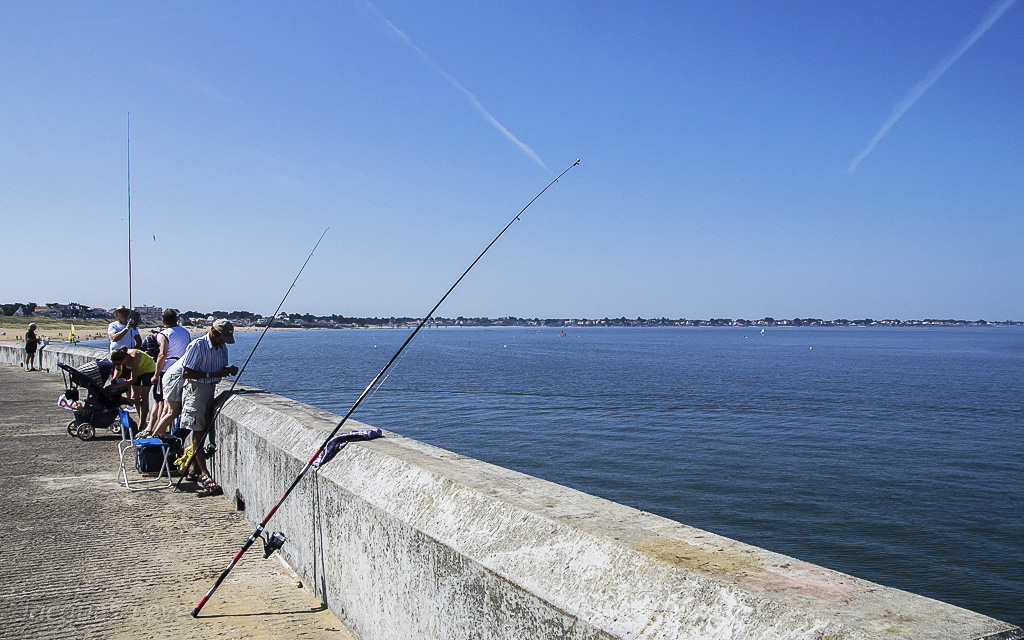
(117, 419), (187, 491)
(117, 406), (138, 443)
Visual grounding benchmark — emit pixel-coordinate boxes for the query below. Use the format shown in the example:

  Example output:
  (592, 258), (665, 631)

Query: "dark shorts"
(131, 373), (154, 387)
(25, 346), (36, 354)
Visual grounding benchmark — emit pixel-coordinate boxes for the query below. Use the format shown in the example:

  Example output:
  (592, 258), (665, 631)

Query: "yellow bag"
(175, 444), (194, 473)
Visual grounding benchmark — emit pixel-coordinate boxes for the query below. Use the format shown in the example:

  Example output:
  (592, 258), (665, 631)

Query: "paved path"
(0, 364), (355, 639)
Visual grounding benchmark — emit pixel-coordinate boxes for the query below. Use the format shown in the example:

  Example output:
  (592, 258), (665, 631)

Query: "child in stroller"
(58, 360), (138, 441)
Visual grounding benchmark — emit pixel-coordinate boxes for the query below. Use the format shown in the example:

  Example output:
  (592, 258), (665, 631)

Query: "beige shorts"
(162, 369), (184, 403)
(180, 380), (215, 432)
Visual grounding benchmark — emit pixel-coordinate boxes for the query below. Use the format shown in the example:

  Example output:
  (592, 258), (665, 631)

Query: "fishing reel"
(261, 531), (287, 558)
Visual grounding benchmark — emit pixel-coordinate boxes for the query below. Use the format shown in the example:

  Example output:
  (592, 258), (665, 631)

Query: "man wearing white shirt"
(146, 308), (193, 435)
(107, 305), (140, 352)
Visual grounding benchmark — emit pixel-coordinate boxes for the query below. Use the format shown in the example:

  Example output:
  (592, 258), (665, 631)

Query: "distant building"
(61, 302), (88, 318)
(134, 305), (162, 321)
(12, 306), (25, 317)
(34, 305), (62, 318)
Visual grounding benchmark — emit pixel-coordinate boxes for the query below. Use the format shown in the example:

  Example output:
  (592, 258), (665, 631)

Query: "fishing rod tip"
(574, 158), (581, 165)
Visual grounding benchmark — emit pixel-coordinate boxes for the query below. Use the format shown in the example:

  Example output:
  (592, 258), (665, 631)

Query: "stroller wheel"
(77, 423), (95, 441)
(66, 420), (79, 437)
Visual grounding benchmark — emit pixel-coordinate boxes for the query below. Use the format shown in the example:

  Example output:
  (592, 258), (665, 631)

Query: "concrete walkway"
(0, 364), (354, 639)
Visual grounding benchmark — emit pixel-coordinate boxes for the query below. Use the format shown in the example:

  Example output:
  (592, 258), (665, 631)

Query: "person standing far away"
(23, 322), (41, 370)
(108, 305), (141, 352)
(148, 309), (192, 436)
(180, 319), (238, 493)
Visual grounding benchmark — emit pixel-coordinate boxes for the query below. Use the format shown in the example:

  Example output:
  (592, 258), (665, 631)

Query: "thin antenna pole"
(190, 158), (581, 617)
(127, 113), (133, 310)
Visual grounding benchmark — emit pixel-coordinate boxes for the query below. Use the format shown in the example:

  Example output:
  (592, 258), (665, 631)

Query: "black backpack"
(141, 333), (160, 359)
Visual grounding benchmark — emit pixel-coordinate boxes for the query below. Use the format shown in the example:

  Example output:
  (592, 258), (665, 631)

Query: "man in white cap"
(108, 305), (141, 352)
(179, 319), (238, 492)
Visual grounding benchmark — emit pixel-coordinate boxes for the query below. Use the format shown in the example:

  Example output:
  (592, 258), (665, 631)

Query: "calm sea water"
(94, 326), (1024, 624)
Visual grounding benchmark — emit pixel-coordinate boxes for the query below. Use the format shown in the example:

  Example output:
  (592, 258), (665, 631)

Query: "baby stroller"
(57, 361), (137, 441)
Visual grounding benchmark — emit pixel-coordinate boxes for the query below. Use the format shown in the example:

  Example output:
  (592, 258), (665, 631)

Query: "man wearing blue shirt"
(180, 319), (238, 492)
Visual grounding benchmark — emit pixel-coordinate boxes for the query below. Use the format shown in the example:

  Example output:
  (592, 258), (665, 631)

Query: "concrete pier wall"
(1, 341), (112, 372)
(2, 342), (1020, 640)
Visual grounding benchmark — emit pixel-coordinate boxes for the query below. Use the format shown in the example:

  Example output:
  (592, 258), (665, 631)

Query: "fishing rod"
(191, 158), (581, 617)
(127, 113), (133, 310)
(174, 227), (330, 491)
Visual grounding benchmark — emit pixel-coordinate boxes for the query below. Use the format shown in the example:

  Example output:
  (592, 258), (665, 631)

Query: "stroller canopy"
(60, 360), (114, 388)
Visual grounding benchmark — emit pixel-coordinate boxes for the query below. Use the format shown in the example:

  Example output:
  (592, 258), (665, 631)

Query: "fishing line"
(366, 352), (404, 401)
(229, 227), (330, 387)
(190, 158), (581, 617)
(173, 227), (329, 491)
(364, 327), (426, 400)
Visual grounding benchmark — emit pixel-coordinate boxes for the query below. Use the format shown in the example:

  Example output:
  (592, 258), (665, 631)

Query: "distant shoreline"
(2, 317), (1021, 345)
(194, 318), (1021, 330)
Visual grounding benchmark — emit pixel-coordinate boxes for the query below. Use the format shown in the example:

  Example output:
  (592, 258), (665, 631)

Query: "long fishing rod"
(191, 158), (581, 617)
(174, 227), (330, 491)
(127, 113), (133, 310)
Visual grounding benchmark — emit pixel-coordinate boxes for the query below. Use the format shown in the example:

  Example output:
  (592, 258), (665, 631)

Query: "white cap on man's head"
(212, 319), (235, 344)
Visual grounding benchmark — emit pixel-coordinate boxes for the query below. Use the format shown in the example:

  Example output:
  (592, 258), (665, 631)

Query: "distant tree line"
(168, 312), (1024, 329)
(4, 301), (1021, 327)
(1, 303), (36, 316)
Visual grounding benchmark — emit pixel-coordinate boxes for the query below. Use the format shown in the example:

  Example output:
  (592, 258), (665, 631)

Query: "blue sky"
(1, 1), (1021, 320)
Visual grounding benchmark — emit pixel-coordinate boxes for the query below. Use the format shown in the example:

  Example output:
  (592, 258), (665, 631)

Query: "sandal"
(198, 476), (223, 496)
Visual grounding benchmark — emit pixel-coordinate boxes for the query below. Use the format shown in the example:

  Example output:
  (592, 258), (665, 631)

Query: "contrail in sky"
(848, 0), (1016, 174)
(366, 3), (549, 172)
